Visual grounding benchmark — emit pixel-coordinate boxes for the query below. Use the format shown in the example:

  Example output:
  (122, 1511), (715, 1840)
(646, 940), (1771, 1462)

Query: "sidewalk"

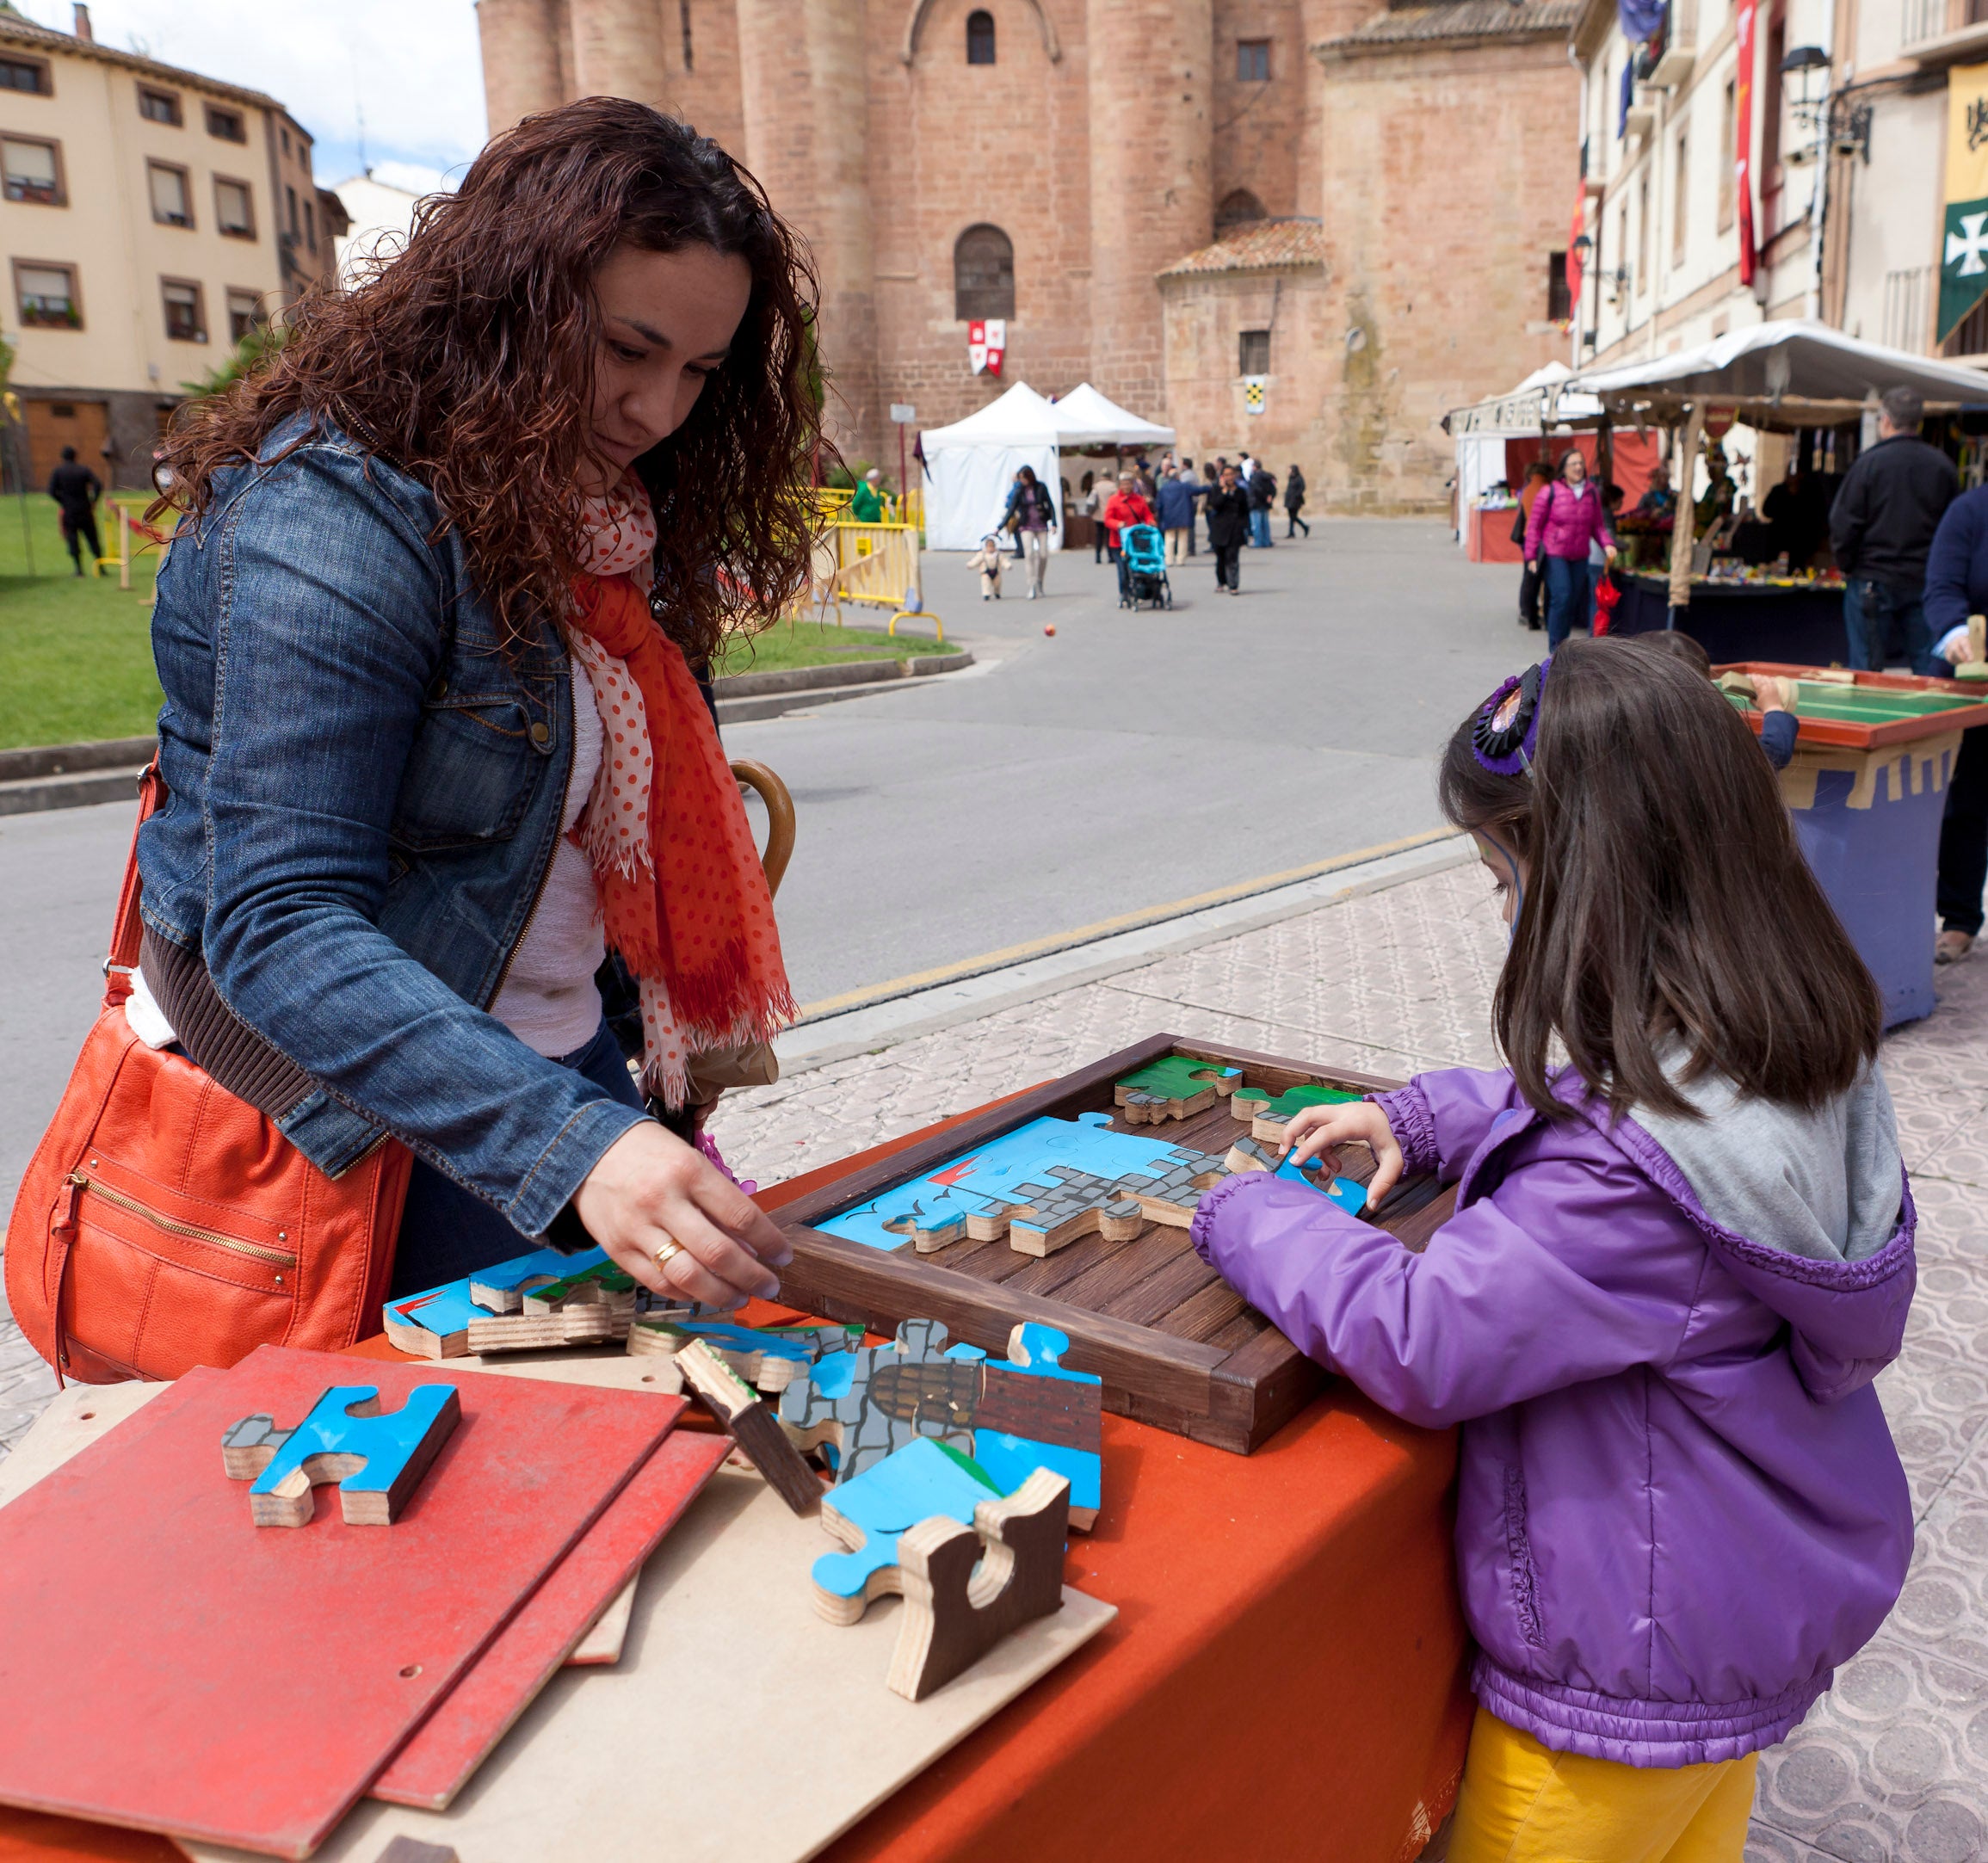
(3, 859), (1985, 1860)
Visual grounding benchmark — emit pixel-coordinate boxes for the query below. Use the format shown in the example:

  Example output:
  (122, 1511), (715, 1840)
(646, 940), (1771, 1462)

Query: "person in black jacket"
(1284, 464), (1309, 538)
(1245, 461), (1277, 548)
(1204, 464), (1251, 595)
(47, 446), (104, 577)
(1829, 386), (1959, 672)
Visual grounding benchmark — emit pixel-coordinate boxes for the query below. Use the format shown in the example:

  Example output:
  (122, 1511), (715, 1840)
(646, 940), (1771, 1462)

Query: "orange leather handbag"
(5, 769), (411, 1384)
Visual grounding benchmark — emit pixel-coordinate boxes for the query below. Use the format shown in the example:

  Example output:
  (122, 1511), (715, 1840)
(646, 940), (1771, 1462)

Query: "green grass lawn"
(0, 493), (165, 751)
(0, 498), (946, 752)
(712, 618), (945, 679)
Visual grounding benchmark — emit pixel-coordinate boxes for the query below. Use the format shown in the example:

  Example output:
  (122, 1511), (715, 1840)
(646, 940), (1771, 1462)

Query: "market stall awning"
(1046, 382), (1177, 448)
(1443, 361), (1605, 436)
(1565, 320), (1988, 427)
(919, 381), (1065, 552)
(919, 380), (1065, 449)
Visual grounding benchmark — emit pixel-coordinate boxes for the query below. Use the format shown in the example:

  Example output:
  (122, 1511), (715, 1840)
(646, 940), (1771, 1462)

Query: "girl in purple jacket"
(1193, 639), (1912, 1861)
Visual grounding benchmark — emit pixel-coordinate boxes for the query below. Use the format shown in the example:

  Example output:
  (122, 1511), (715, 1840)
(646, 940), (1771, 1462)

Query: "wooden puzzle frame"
(770, 1035), (1454, 1454)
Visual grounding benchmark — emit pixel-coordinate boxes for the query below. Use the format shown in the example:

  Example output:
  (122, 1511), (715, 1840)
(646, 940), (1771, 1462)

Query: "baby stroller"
(1118, 523), (1171, 610)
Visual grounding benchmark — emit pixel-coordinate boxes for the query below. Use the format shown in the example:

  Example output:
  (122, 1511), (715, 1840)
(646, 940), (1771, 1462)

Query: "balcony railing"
(1905, 0), (1988, 48)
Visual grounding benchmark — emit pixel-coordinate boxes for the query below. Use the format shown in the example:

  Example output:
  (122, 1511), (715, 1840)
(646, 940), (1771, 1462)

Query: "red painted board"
(370, 1427), (730, 1810)
(0, 1344), (676, 1860)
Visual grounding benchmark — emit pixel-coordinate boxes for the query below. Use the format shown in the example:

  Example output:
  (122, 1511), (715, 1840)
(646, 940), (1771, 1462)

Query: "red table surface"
(0, 1089), (1471, 1863)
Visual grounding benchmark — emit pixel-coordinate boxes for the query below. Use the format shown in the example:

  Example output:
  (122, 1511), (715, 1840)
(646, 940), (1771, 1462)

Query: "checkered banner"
(1244, 376), (1267, 416)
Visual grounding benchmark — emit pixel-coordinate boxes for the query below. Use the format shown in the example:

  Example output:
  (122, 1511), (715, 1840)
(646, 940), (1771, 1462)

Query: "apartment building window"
(149, 160), (193, 227)
(303, 198), (316, 250)
(287, 183), (299, 238)
(2, 135), (64, 207)
(14, 261), (80, 328)
(138, 85), (182, 126)
(1717, 80), (1736, 233)
(1238, 328), (1271, 374)
(1882, 268), (1932, 355)
(206, 105), (246, 142)
(1637, 170), (1651, 292)
(162, 277), (207, 342)
(966, 9), (995, 63)
(1216, 188), (1267, 232)
(954, 223), (1014, 319)
(1547, 251), (1571, 321)
(1671, 126), (1689, 265)
(215, 176), (255, 238)
(226, 287), (266, 342)
(1237, 39), (1271, 82)
(281, 126), (291, 157)
(1, 53), (52, 95)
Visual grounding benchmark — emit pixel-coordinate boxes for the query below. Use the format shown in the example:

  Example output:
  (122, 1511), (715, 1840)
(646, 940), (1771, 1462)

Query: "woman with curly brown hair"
(131, 98), (814, 1309)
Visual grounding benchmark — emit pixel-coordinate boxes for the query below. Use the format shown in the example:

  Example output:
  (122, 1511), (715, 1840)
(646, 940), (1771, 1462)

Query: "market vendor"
(1632, 462), (1676, 519)
(114, 101), (808, 1324)
(1923, 478), (1988, 965)
(1694, 444), (1737, 537)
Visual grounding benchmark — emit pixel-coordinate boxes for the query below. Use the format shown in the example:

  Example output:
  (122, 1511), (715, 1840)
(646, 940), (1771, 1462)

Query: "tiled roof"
(1323, 0), (1583, 51)
(1158, 218), (1328, 280)
(0, 12), (282, 110)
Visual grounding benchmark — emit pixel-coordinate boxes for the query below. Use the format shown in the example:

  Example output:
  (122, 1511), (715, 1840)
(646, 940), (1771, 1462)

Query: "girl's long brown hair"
(1439, 637), (1883, 1120)
(152, 97), (823, 665)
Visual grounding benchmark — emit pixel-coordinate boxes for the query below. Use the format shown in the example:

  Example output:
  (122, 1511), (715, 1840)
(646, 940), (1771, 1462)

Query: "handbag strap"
(103, 760), (164, 1009)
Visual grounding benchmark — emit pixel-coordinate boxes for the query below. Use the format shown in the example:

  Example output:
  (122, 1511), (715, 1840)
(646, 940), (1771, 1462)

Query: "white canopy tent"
(1565, 320), (1988, 427)
(918, 380), (1179, 550)
(919, 382), (1065, 552)
(1049, 382), (1178, 449)
(1446, 361), (1608, 508)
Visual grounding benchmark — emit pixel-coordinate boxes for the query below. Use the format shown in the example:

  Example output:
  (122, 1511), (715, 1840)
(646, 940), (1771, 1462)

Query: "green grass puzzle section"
(0, 494), (164, 750)
(1115, 1057), (1240, 1101)
(1232, 1083), (1364, 1121)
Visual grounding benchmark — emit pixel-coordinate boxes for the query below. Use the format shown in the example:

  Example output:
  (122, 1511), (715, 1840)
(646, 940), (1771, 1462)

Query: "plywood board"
(0, 1378), (174, 1510)
(180, 1471), (1115, 1863)
(0, 1346), (676, 1859)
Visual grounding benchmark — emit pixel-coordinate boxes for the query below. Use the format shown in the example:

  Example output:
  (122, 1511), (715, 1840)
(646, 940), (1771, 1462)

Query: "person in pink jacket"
(1524, 448), (1618, 651)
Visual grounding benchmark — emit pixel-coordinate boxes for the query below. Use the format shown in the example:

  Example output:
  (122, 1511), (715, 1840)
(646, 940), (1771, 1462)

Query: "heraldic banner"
(1942, 62), (1988, 344)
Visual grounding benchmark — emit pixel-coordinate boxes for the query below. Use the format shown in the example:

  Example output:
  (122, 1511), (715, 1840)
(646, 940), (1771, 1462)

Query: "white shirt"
(490, 651), (608, 1058)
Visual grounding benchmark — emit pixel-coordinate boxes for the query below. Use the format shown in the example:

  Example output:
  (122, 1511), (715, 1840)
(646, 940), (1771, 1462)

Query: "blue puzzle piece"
(977, 1324), (1102, 1521)
(1270, 1157), (1368, 1216)
(383, 1246), (608, 1347)
(243, 1385), (460, 1527)
(812, 1436), (1004, 1620)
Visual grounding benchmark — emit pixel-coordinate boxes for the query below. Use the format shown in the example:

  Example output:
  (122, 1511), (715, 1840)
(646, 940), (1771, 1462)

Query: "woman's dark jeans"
(1543, 556), (1596, 651)
(388, 1017), (645, 1297)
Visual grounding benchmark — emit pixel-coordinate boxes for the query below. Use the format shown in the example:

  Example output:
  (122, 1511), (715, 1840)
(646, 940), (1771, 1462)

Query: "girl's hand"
(1280, 1101), (1406, 1204)
(574, 1120), (790, 1308)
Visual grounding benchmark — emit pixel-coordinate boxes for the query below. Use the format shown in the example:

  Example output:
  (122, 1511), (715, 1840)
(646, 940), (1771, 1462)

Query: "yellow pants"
(1447, 1709), (1758, 1863)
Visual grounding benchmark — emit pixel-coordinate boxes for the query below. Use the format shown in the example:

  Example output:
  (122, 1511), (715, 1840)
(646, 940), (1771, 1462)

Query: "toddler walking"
(1192, 639), (1913, 1862)
(966, 534), (1004, 601)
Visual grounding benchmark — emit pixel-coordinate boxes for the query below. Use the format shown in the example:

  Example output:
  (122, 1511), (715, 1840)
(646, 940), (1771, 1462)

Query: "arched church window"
(966, 9), (996, 64)
(1215, 189), (1268, 235)
(954, 223), (1015, 320)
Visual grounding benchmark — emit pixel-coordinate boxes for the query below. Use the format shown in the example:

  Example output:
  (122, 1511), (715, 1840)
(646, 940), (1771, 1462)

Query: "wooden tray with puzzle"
(771, 1034), (1456, 1453)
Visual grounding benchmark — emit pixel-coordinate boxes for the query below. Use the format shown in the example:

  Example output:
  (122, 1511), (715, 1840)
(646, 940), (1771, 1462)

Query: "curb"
(716, 651), (975, 725)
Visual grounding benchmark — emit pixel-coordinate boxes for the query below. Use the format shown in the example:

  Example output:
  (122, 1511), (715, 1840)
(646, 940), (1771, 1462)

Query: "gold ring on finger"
(651, 1238), (686, 1272)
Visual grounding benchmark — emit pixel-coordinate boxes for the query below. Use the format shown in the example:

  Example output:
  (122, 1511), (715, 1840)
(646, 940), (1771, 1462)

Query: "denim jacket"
(138, 414), (648, 1235)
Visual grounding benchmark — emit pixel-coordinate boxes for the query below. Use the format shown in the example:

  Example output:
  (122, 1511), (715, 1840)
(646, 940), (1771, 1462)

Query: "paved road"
(0, 521), (1532, 1205)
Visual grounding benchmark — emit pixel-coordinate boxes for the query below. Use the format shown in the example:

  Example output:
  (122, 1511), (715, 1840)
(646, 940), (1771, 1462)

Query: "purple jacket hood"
(1192, 1064), (1914, 1768)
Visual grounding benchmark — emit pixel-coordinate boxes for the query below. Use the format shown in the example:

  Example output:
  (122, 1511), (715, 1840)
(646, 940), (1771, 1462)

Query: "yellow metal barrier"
(818, 518), (944, 644)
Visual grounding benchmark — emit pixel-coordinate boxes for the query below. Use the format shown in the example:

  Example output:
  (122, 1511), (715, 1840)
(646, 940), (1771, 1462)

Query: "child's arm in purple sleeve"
(1371, 1067), (1520, 1183)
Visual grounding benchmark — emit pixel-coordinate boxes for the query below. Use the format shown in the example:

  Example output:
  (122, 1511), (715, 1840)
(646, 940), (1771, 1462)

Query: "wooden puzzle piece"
(971, 1323), (1102, 1530)
(1113, 1055), (1244, 1125)
(778, 1318), (979, 1484)
(1230, 1081), (1364, 1147)
(812, 1436), (1005, 1625)
(1224, 1135), (1370, 1218)
(383, 1247), (596, 1358)
(225, 1385), (460, 1527)
(625, 1316), (862, 1392)
(374, 1841), (460, 1863)
(886, 1467), (1071, 1701)
(675, 1339), (821, 1515)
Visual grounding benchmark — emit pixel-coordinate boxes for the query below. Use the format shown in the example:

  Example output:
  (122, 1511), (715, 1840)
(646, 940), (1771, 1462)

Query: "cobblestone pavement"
(3, 858), (1987, 1860)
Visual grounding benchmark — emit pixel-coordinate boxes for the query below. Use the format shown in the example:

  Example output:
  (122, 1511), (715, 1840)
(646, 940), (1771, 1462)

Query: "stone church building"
(478, 0), (1578, 512)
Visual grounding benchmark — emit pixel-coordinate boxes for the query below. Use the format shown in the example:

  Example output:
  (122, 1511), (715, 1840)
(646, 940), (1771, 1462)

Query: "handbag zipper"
(65, 1172), (297, 1269)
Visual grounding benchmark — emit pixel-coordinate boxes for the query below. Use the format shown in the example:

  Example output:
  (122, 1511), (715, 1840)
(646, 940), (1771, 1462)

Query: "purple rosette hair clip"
(1472, 657), (1551, 775)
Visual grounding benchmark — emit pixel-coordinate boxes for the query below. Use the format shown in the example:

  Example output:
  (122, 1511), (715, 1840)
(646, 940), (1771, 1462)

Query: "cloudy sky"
(12, 0), (486, 192)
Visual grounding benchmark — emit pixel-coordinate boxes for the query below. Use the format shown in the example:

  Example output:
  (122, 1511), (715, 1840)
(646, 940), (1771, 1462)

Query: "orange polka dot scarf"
(567, 473), (794, 1106)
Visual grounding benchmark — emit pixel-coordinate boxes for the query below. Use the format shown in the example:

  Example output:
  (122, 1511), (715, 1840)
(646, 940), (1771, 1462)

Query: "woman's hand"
(574, 1120), (791, 1308)
(1280, 1101), (1405, 1205)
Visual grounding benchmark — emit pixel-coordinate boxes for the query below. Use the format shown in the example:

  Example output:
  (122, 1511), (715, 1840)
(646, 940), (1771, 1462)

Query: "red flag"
(1566, 186), (1586, 321)
(1735, 0), (1758, 286)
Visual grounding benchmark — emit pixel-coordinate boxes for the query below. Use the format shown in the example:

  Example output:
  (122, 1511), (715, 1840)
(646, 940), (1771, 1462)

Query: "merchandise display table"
(1722, 665), (1988, 1027)
(1614, 573), (1848, 664)
(0, 1100), (1472, 1863)
(1464, 504), (1522, 564)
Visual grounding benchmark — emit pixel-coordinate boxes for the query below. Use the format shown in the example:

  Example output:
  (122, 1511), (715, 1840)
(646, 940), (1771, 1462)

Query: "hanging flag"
(1735, 0), (1757, 287)
(967, 319), (987, 373)
(1244, 376), (1267, 416)
(1565, 185), (1586, 325)
(966, 318), (1007, 376)
(1941, 65), (1988, 342)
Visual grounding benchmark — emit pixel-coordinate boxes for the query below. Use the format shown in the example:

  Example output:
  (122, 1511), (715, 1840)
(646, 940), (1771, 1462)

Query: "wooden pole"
(1667, 404), (1705, 622)
(119, 503), (130, 590)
